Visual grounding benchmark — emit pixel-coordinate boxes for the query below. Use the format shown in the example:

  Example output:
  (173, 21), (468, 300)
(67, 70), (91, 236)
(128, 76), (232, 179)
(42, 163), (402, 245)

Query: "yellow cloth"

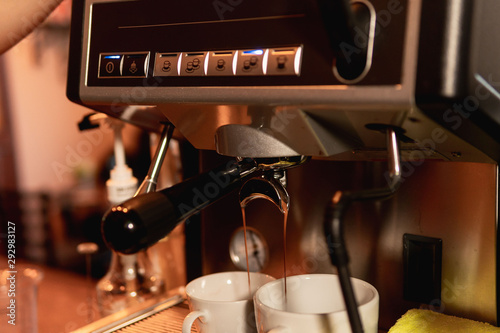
(388, 309), (500, 333)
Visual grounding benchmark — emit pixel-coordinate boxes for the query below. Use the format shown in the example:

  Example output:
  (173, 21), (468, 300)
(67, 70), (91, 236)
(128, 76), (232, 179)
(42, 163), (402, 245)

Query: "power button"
(99, 54), (122, 77)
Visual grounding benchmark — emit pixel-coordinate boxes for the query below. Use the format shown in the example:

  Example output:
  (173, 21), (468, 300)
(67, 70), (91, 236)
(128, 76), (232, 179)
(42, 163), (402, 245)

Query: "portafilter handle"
(101, 158), (258, 254)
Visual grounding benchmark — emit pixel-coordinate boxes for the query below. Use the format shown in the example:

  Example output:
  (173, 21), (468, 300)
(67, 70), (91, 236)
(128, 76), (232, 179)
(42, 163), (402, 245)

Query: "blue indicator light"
(243, 49), (264, 55)
(104, 55), (121, 59)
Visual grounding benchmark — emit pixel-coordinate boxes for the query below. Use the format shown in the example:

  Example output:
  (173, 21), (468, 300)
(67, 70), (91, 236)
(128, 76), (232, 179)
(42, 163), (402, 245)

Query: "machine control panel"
(99, 47), (302, 79)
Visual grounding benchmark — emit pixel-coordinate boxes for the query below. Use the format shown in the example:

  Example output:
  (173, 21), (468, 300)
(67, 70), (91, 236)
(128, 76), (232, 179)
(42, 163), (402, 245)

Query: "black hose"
(324, 127), (402, 333)
(324, 194), (364, 333)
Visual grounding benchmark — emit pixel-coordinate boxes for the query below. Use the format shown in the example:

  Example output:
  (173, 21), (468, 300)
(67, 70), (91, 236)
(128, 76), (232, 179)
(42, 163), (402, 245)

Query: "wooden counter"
(0, 258), (95, 333)
(37, 265), (97, 333)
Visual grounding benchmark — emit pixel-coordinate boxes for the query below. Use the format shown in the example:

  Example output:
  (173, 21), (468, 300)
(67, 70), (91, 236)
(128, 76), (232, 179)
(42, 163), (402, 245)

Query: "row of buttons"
(98, 47), (302, 78)
(153, 47), (302, 77)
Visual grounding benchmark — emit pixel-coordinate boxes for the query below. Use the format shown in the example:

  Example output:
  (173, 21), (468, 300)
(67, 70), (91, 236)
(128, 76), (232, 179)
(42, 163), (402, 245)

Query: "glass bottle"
(96, 250), (165, 317)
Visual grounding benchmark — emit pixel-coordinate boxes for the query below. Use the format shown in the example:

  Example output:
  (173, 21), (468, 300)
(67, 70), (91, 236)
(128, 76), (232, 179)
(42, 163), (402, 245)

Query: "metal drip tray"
(72, 295), (198, 333)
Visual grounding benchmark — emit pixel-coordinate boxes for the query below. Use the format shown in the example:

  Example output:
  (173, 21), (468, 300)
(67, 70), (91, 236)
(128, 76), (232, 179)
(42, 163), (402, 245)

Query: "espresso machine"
(67, 0), (500, 331)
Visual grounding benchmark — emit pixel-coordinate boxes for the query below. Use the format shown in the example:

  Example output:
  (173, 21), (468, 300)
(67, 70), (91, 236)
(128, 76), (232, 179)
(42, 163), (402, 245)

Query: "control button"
(154, 53), (180, 77)
(99, 54), (122, 78)
(207, 51), (235, 76)
(180, 52), (207, 76)
(122, 53), (149, 77)
(235, 49), (265, 75)
(266, 46), (302, 76)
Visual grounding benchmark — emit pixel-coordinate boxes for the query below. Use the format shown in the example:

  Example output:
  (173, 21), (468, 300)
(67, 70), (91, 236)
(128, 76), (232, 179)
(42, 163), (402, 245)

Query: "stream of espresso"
(241, 208), (252, 297)
(282, 208), (288, 300)
(240, 199), (289, 303)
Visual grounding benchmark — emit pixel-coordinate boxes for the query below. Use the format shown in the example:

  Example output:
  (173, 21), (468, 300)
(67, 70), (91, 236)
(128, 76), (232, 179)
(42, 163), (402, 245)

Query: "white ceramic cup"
(254, 274), (379, 333)
(183, 271), (275, 333)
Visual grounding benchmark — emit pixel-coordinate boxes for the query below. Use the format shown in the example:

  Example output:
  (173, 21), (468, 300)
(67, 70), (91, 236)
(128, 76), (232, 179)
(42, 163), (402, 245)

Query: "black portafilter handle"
(101, 158), (257, 254)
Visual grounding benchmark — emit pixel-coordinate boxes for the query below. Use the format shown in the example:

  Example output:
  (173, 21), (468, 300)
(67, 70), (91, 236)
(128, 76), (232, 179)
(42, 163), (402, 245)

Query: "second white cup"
(254, 274), (379, 333)
(183, 271), (275, 333)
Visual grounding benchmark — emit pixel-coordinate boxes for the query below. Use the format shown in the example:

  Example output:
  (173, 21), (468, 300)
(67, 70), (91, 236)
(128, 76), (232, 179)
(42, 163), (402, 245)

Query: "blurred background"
(0, 2), (187, 331)
(0, 0), (116, 273)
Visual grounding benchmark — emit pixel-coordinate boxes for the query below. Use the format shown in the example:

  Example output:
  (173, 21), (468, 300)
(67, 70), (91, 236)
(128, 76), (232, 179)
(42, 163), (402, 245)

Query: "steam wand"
(324, 127), (401, 333)
(135, 123), (175, 195)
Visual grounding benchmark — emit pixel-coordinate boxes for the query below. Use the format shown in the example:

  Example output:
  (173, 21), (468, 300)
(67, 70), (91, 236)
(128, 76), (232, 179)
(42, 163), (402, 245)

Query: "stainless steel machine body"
(67, 0), (500, 330)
